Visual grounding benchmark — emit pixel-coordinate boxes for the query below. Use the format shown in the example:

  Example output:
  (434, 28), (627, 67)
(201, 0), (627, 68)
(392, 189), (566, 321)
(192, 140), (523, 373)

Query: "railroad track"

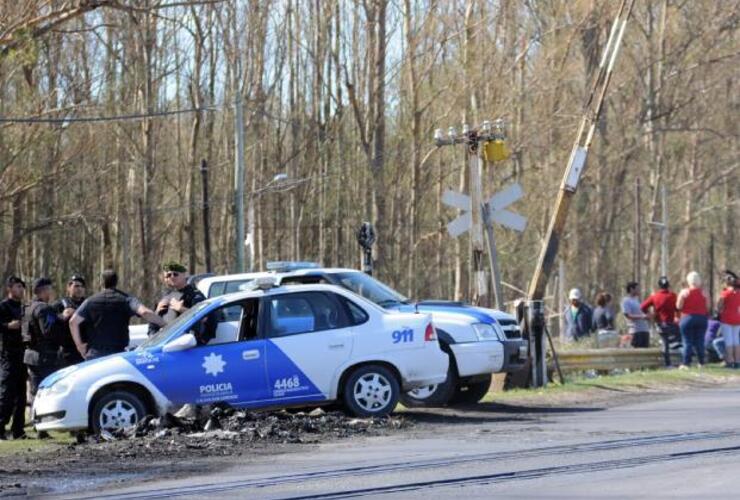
(281, 444), (740, 499)
(84, 430), (740, 499)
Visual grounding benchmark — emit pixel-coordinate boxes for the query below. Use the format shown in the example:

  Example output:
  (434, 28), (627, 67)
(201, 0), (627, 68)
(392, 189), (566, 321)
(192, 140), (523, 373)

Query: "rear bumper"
(501, 339), (528, 372)
(399, 346), (450, 391)
(449, 341), (504, 377)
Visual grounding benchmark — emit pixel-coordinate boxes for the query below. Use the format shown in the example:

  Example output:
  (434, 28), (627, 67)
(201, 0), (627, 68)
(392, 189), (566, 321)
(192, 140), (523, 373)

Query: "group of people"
(0, 262), (204, 440)
(564, 270), (740, 368)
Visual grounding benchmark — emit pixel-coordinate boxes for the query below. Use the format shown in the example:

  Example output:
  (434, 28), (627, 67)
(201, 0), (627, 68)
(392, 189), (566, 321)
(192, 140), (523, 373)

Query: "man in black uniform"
(148, 262), (206, 336)
(0, 276), (27, 440)
(23, 278), (62, 409)
(70, 270), (164, 360)
(52, 275), (87, 367)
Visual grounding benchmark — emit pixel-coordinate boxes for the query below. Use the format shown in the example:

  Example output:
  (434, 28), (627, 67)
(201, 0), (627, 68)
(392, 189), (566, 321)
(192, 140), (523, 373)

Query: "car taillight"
(424, 323), (437, 341)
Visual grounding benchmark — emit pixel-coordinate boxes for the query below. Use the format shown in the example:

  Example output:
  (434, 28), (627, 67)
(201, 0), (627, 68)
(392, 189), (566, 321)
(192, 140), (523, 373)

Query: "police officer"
(0, 276), (27, 440)
(70, 270), (164, 360)
(23, 278), (62, 409)
(148, 262), (206, 335)
(52, 275), (87, 367)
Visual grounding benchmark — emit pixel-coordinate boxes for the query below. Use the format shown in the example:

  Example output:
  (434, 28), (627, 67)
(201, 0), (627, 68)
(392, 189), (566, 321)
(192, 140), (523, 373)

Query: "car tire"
(399, 365), (458, 408)
(343, 365), (400, 417)
(91, 390), (147, 434)
(450, 374), (492, 405)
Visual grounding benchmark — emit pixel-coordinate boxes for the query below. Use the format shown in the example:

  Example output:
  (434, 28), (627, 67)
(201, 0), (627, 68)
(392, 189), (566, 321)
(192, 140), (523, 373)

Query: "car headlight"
(38, 365), (78, 393)
(47, 381), (72, 396)
(472, 323), (501, 341)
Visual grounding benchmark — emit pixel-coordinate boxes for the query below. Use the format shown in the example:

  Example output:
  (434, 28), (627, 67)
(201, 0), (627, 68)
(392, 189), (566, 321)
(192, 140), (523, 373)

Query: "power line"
(0, 106), (218, 124)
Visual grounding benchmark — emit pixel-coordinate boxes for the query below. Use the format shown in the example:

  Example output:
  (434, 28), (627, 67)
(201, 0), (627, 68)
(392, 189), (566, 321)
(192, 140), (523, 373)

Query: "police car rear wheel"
(399, 366), (457, 408)
(344, 365), (400, 417)
(91, 391), (146, 434)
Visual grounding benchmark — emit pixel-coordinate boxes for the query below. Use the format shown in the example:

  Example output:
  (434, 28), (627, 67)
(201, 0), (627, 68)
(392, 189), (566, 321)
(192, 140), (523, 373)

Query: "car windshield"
(137, 300), (212, 349)
(332, 272), (409, 307)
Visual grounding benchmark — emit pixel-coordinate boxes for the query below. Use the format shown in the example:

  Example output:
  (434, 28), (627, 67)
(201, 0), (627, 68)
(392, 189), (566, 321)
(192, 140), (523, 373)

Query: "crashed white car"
(34, 280), (447, 433)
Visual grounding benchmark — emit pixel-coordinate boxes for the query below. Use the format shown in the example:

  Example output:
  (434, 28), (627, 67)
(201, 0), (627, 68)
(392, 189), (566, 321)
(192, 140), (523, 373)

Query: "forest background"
(0, 0), (737, 323)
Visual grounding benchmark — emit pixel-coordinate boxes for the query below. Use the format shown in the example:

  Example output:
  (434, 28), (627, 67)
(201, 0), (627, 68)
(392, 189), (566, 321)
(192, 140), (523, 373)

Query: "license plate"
(518, 345), (528, 358)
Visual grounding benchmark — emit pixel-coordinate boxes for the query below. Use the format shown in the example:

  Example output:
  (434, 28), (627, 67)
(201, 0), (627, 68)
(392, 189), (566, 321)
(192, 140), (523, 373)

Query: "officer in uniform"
(70, 270), (164, 360)
(148, 262), (206, 336)
(23, 277), (62, 409)
(52, 275), (87, 367)
(0, 276), (27, 440)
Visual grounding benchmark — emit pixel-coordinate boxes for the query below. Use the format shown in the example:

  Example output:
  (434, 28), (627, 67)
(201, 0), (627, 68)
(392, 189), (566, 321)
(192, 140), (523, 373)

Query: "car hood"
(389, 303), (506, 326)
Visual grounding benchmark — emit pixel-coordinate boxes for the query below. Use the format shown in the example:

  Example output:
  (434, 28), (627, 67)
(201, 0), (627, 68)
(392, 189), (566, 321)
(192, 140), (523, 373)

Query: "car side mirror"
(162, 333), (197, 353)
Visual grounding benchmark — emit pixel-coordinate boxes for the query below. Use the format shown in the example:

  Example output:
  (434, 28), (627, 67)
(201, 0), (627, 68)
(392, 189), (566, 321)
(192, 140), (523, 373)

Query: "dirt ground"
(2, 368), (738, 497)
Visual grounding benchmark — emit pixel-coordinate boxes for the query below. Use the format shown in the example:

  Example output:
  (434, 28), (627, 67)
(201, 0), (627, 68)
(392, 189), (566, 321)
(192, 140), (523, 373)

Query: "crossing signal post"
(357, 222), (376, 276)
(435, 120), (520, 309)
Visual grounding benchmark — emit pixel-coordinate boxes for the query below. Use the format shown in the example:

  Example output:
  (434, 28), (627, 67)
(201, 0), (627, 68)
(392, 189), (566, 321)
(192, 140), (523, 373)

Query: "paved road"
(61, 385), (740, 499)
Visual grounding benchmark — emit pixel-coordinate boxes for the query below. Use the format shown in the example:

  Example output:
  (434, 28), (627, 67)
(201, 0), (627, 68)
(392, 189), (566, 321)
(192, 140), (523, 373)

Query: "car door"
(262, 291), (354, 403)
(141, 299), (270, 407)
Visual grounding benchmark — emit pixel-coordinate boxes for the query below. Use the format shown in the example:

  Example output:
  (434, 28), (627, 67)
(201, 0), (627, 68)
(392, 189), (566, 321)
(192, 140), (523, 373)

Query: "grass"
(485, 364), (740, 405)
(0, 424), (74, 457)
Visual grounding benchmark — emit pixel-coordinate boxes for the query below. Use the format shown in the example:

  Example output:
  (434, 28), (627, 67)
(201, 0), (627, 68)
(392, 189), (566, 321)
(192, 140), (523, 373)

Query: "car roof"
(212, 282), (357, 301)
(279, 268), (358, 276)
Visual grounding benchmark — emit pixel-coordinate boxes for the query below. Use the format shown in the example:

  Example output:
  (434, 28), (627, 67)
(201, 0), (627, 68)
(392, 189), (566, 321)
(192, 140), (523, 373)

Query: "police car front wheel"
(343, 365), (400, 418)
(91, 391), (147, 434)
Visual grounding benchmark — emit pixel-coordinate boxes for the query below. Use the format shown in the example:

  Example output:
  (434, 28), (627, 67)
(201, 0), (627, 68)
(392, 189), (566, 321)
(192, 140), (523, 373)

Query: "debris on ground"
(94, 405), (409, 447)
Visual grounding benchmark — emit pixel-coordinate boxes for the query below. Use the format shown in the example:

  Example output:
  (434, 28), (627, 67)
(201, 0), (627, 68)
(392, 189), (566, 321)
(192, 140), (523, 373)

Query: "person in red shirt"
(676, 271), (711, 368)
(641, 276), (678, 367)
(717, 271), (740, 368)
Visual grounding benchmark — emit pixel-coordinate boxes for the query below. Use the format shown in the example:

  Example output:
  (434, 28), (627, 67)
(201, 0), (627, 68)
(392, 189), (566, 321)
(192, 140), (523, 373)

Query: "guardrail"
(552, 348), (682, 372)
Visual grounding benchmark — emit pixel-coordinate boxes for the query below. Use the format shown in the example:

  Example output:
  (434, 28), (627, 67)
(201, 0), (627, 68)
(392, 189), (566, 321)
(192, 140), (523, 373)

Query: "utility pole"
(709, 234), (715, 306)
(467, 131), (487, 306)
(660, 185), (668, 277)
(234, 96), (246, 273)
(200, 159), (212, 273)
(558, 259), (566, 342)
(649, 185), (668, 277)
(634, 177), (641, 283)
(525, 0), (635, 387)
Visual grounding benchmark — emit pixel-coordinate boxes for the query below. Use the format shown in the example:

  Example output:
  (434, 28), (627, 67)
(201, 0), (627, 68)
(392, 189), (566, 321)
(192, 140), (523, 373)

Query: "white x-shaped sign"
(442, 183), (528, 238)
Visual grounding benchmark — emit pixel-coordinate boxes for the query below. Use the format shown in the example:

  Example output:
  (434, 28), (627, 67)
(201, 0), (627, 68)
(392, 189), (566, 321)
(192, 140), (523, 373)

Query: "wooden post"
(468, 136), (487, 306)
(200, 159), (212, 272)
(525, 0), (636, 387)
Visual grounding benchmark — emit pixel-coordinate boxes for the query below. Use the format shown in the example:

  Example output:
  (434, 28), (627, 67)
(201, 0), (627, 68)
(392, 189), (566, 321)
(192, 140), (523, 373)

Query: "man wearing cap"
(641, 277), (679, 366)
(70, 270), (165, 360)
(52, 275), (87, 367)
(563, 288), (594, 341)
(23, 277), (62, 410)
(622, 281), (651, 348)
(0, 276), (27, 439)
(148, 262), (206, 336)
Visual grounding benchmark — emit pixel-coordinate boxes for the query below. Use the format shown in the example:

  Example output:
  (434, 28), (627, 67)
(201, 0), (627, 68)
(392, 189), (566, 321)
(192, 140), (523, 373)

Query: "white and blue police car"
(33, 279), (448, 433)
(192, 264), (528, 407)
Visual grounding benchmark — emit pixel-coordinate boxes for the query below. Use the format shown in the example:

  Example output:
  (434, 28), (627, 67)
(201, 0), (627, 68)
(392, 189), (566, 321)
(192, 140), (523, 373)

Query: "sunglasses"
(165, 272), (181, 278)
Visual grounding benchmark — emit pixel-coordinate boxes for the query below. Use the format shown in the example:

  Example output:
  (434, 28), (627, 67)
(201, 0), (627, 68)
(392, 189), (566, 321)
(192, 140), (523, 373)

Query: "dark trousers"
(657, 322), (679, 366)
(0, 353), (27, 437)
(680, 314), (707, 366)
(631, 331), (650, 348)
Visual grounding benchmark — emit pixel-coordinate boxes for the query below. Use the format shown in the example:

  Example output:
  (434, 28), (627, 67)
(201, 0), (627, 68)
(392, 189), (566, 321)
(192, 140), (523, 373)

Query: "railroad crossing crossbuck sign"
(442, 183), (527, 238)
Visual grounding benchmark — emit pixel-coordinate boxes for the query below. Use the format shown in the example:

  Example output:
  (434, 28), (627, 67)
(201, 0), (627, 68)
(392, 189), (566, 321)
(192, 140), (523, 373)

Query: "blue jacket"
(564, 303), (594, 340)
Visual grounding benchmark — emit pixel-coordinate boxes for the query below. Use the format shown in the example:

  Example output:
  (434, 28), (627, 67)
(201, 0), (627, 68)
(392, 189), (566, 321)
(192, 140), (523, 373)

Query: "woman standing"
(592, 292), (616, 330)
(676, 271), (711, 368)
(717, 271), (740, 368)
